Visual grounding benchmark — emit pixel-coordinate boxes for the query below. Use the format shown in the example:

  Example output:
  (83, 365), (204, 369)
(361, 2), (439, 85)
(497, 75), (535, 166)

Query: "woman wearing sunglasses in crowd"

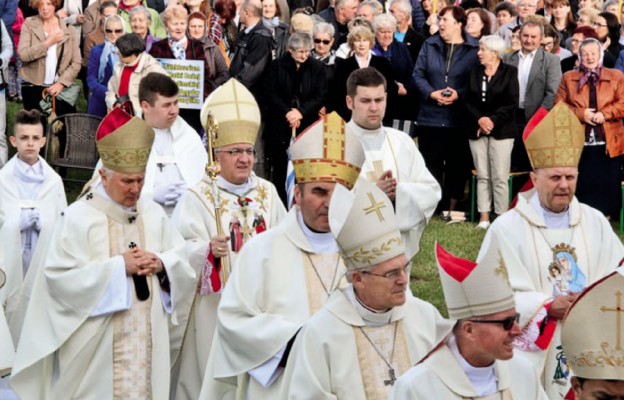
(87, 14), (125, 117)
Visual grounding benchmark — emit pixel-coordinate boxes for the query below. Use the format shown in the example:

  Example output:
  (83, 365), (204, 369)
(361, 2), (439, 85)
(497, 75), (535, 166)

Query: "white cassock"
(89, 116), (207, 216)
(199, 207), (348, 400)
(0, 265), (14, 378)
(348, 121), (441, 259)
(280, 285), (453, 399)
(169, 173), (286, 400)
(478, 190), (624, 399)
(10, 188), (196, 400)
(0, 156), (66, 343)
(389, 336), (548, 399)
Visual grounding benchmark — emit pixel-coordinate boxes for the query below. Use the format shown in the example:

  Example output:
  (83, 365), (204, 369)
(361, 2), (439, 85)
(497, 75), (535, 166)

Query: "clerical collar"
(217, 175), (254, 196)
(297, 210), (339, 254)
(348, 120), (385, 151)
(530, 192), (570, 229)
(96, 182), (136, 213)
(448, 335), (497, 396)
(345, 285), (393, 327)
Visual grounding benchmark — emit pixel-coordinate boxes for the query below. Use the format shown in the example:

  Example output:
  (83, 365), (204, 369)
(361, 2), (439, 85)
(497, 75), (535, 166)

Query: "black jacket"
(264, 53), (328, 155)
(229, 20), (274, 99)
(464, 62), (519, 140)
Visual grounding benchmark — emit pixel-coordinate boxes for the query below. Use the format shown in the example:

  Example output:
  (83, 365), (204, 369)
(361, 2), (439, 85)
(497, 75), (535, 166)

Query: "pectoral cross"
(366, 160), (385, 181)
(157, 162), (164, 172)
(601, 290), (624, 350)
(363, 192), (386, 222)
(384, 368), (396, 386)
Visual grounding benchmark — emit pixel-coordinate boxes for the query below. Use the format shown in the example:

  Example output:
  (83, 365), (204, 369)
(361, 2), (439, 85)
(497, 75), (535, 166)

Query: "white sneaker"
(476, 221), (491, 229)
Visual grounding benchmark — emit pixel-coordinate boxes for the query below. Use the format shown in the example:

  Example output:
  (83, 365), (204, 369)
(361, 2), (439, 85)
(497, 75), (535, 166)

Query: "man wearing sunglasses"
(281, 180), (453, 399)
(478, 103), (624, 399)
(561, 270), (624, 400)
(390, 238), (547, 399)
(169, 79), (286, 400)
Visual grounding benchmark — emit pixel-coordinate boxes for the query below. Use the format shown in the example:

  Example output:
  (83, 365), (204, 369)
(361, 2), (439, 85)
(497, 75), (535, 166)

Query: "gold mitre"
(562, 271), (624, 380)
(96, 107), (154, 173)
(200, 78), (260, 148)
(435, 235), (515, 320)
(329, 180), (404, 270)
(289, 112), (364, 190)
(523, 102), (584, 169)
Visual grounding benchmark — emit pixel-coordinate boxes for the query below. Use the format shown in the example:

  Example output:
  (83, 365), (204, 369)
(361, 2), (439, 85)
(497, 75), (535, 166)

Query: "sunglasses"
(105, 28), (124, 34)
(314, 38), (331, 45)
(468, 312), (520, 331)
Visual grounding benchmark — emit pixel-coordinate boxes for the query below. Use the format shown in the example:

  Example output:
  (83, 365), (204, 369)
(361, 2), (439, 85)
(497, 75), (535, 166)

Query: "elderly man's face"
(572, 377), (624, 399)
(530, 167), (578, 213)
(215, 143), (255, 185)
(100, 169), (145, 208)
(520, 24), (542, 53)
(356, 4), (375, 21)
(352, 254), (409, 310)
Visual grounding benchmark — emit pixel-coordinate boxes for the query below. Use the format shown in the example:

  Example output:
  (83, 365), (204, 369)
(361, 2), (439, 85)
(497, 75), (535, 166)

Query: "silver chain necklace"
(357, 321), (399, 386)
(305, 252), (340, 297)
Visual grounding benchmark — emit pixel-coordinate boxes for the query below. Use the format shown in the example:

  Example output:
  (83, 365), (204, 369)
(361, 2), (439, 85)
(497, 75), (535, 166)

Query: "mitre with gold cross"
(562, 270), (624, 380)
(329, 179), (404, 271)
(435, 235), (516, 320)
(289, 112), (365, 190)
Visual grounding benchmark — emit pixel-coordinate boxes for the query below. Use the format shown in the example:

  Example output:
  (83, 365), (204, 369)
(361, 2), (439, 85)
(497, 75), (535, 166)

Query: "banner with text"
(158, 58), (204, 109)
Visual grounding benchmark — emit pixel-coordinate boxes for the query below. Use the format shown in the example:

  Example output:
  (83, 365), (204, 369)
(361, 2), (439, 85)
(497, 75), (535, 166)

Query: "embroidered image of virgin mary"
(554, 251), (586, 293)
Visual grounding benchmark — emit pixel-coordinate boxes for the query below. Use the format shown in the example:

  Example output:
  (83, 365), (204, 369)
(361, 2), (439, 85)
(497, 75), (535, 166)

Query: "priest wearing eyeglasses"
(169, 79), (285, 400)
(280, 179), (453, 399)
(389, 238), (547, 399)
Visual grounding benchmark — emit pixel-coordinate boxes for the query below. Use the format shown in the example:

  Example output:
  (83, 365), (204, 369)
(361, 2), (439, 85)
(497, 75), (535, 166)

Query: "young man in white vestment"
(560, 270), (624, 400)
(89, 72), (207, 216)
(169, 79), (286, 400)
(9, 108), (196, 400)
(0, 110), (67, 344)
(346, 67), (440, 259)
(390, 240), (548, 399)
(198, 112), (366, 399)
(477, 102), (624, 399)
(280, 180), (453, 399)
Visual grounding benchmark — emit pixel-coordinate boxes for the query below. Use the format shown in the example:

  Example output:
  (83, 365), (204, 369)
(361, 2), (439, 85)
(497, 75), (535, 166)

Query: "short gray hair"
(388, 0), (412, 16)
(479, 35), (506, 57)
(313, 21), (335, 37)
(359, 0), (382, 16)
(129, 6), (152, 22)
(602, 0), (618, 10)
(288, 31), (313, 49)
(373, 13), (397, 31)
(336, 0), (356, 11)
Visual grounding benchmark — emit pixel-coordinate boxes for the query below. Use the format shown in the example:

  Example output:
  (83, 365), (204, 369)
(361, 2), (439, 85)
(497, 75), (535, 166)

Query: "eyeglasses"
(216, 148), (256, 157)
(468, 313), (520, 331)
(105, 28), (124, 34)
(361, 264), (409, 280)
(593, 22), (608, 27)
(314, 38), (332, 45)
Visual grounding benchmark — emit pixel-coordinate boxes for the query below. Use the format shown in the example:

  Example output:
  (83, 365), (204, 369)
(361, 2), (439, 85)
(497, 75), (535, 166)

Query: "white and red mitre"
(96, 107), (155, 173)
(562, 270), (624, 380)
(435, 237), (515, 320)
(289, 112), (365, 190)
(329, 180), (405, 271)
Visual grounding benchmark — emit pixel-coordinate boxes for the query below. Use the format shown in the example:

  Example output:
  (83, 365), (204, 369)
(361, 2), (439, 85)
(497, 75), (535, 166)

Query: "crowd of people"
(0, 0), (624, 398)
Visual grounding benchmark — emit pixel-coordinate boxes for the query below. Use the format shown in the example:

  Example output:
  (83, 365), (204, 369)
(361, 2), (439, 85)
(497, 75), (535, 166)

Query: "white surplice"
(0, 156), (66, 343)
(10, 190), (195, 400)
(169, 173), (286, 400)
(389, 337), (548, 399)
(477, 190), (624, 399)
(199, 207), (348, 400)
(280, 286), (453, 399)
(348, 121), (441, 259)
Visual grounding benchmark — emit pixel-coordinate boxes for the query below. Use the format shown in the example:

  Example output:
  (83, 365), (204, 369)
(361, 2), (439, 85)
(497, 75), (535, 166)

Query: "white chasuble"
(478, 190), (624, 399)
(280, 287), (453, 399)
(353, 321), (411, 399)
(10, 191), (195, 400)
(348, 121), (441, 259)
(303, 253), (343, 314)
(169, 174), (285, 400)
(389, 341), (548, 400)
